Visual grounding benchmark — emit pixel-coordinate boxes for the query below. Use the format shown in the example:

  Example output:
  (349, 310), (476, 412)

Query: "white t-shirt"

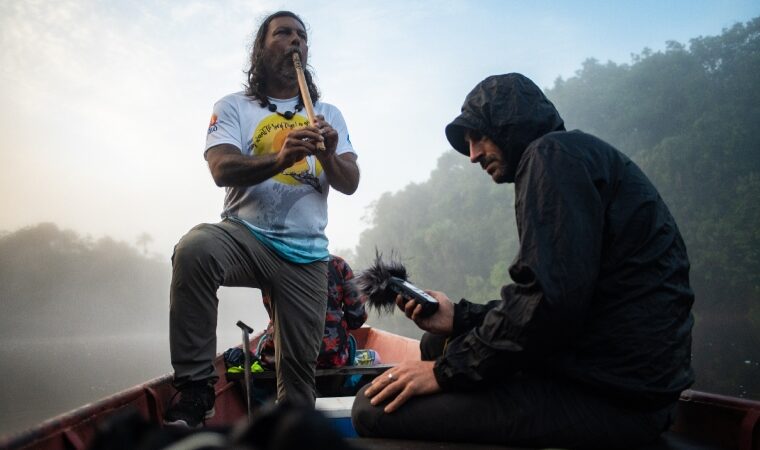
(205, 92), (356, 263)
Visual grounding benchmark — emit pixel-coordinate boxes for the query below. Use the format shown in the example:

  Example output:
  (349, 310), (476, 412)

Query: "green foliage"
(357, 17), (760, 398)
(628, 21), (760, 399)
(356, 152), (518, 303)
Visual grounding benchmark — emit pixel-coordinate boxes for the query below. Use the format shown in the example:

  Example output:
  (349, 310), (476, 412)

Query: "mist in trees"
(0, 223), (268, 435)
(357, 18), (760, 397)
(0, 223), (267, 341)
(0, 223), (170, 339)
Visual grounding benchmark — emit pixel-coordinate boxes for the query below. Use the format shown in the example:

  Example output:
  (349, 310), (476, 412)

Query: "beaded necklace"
(264, 100), (303, 120)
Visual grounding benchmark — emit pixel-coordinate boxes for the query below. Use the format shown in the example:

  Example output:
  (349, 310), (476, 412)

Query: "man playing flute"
(165, 10), (359, 428)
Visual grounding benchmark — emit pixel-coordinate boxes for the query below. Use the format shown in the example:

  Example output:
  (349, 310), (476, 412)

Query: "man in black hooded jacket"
(351, 73), (694, 448)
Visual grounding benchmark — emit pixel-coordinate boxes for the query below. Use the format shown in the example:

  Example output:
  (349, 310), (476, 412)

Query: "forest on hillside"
(0, 223), (264, 341)
(357, 18), (760, 398)
(0, 223), (171, 339)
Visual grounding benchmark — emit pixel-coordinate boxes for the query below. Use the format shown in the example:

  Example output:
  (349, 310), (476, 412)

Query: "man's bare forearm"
(207, 143), (359, 192)
(321, 152), (360, 195)
(207, 144), (289, 187)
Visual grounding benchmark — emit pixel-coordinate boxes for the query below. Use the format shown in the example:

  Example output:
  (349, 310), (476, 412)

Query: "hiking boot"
(164, 381), (216, 428)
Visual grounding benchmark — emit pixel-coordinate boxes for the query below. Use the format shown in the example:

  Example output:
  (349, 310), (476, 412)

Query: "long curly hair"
(244, 11), (320, 107)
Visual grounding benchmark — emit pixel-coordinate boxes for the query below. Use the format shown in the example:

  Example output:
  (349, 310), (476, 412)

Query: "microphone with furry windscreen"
(357, 250), (439, 318)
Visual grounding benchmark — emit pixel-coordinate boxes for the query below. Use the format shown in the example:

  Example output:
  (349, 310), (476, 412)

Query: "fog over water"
(1, 334), (169, 435)
(0, 279), (268, 438)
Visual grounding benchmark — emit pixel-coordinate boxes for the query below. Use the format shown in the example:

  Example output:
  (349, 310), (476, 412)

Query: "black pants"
(351, 334), (675, 449)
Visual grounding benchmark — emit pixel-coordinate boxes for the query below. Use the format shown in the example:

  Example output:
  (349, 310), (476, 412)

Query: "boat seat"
(225, 363), (395, 381)
(226, 363), (395, 398)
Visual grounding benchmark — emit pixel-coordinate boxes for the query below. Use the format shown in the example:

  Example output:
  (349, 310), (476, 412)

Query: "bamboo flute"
(292, 52), (326, 151)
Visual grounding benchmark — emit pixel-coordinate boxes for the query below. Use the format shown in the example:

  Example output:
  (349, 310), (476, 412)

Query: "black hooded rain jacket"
(436, 74), (694, 408)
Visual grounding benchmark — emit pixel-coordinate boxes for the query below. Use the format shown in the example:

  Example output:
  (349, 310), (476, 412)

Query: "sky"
(1, 0), (758, 259)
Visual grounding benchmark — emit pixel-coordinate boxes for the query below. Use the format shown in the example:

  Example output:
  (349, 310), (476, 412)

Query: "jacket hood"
(445, 73), (565, 182)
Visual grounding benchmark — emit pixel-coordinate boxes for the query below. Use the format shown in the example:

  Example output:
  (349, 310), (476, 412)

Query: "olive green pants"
(169, 220), (327, 406)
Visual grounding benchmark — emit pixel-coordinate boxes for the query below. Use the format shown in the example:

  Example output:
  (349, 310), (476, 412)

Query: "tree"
(136, 232), (153, 255)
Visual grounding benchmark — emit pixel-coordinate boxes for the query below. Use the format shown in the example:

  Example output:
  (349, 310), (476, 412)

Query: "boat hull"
(0, 327), (757, 450)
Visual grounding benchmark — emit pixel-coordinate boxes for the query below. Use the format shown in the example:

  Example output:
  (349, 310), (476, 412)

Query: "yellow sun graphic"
(252, 113), (323, 186)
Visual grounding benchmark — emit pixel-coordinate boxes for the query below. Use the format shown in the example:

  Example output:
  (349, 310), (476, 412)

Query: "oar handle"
(236, 320), (254, 334)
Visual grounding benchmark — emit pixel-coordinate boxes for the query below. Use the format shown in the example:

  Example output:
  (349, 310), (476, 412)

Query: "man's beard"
(480, 155), (510, 184)
(262, 47), (299, 83)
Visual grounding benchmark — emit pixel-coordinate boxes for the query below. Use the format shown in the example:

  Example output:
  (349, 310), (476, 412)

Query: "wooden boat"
(0, 326), (758, 450)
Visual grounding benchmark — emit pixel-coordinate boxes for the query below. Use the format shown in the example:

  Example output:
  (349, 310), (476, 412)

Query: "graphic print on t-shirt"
(252, 113), (323, 192)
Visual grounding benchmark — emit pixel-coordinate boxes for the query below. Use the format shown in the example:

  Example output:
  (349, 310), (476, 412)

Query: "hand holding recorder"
(396, 289), (454, 335)
(357, 250), (454, 333)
